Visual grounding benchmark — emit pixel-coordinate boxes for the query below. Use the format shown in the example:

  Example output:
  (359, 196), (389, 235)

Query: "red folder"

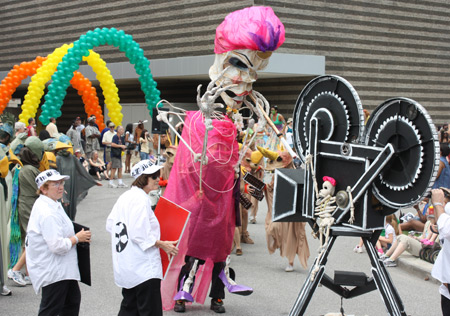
(154, 196), (190, 279)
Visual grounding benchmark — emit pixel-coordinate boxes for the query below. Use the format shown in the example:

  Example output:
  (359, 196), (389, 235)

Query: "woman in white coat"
(26, 169), (91, 316)
(106, 160), (178, 316)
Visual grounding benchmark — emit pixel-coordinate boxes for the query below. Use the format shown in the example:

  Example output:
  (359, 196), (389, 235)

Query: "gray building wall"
(1, 0), (449, 126)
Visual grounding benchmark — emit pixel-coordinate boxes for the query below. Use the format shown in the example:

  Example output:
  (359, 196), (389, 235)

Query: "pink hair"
(214, 6), (285, 54)
(322, 176), (336, 187)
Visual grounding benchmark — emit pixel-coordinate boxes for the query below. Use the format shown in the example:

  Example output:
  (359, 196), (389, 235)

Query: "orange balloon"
(0, 56), (47, 114)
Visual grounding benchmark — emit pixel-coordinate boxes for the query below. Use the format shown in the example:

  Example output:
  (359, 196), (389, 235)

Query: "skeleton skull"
(319, 180), (336, 198)
(209, 49), (272, 109)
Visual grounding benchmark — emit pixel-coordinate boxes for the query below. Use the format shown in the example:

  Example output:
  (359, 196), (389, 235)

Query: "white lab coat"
(26, 195), (80, 294)
(106, 186), (162, 289)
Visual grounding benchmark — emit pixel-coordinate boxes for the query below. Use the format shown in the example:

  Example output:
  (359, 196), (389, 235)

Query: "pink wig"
(214, 6), (285, 54)
(323, 176), (336, 187)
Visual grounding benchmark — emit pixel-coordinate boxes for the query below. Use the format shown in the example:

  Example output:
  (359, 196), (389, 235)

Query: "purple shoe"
(218, 270), (253, 296)
(173, 276), (194, 302)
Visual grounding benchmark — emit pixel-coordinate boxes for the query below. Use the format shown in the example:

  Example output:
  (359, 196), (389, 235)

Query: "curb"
(396, 254), (440, 285)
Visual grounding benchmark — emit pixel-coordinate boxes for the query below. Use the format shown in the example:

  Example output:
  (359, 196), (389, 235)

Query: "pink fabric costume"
(161, 7), (285, 310)
(161, 111), (238, 309)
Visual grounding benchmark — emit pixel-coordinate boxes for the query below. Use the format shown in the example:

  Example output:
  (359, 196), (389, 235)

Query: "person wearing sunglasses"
(431, 187), (450, 316)
(106, 160), (179, 316)
(26, 169), (91, 316)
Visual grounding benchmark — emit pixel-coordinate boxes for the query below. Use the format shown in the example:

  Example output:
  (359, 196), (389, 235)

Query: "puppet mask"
(164, 146), (178, 166)
(209, 49), (272, 109)
(211, 7), (285, 109)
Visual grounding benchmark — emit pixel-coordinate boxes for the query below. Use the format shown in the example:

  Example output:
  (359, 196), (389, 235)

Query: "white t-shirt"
(106, 186), (162, 289)
(285, 131), (293, 146)
(432, 212), (450, 300)
(26, 195), (80, 294)
(102, 130), (116, 146)
(384, 223), (396, 244)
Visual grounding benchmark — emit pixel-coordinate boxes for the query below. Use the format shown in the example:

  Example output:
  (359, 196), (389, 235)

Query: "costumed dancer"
(54, 137), (100, 220)
(237, 147), (264, 254)
(163, 111), (240, 313)
(244, 149), (264, 225)
(0, 123), (14, 296)
(106, 160), (178, 316)
(258, 146), (310, 272)
(8, 136), (46, 286)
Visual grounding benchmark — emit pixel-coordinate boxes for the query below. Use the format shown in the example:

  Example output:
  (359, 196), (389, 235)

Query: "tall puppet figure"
(161, 6), (285, 314)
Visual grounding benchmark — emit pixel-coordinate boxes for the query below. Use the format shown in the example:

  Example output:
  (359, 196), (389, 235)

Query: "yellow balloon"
(19, 45), (123, 127)
(83, 50), (122, 126)
(19, 43), (74, 124)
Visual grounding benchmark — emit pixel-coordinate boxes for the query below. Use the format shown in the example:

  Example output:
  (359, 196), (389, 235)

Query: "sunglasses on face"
(149, 171), (160, 180)
(50, 180), (65, 188)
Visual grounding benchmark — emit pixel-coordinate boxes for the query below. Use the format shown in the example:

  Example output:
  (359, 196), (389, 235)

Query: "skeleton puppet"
(314, 177), (337, 250)
(311, 176), (337, 280)
(160, 6), (286, 312)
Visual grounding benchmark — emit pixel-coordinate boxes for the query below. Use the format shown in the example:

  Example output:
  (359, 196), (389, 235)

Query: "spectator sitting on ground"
(74, 149), (88, 171)
(401, 144), (450, 232)
(382, 212), (439, 267)
(88, 151), (108, 181)
(376, 214), (399, 255)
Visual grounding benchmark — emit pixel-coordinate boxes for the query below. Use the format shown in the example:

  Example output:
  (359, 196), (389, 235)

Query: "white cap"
(131, 160), (163, 179)
(35, 169), (70, 189)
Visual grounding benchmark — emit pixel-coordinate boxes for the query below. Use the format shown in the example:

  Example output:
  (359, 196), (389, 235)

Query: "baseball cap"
(108, 122), (115, 127)
(35, 169), (70, 189)
(131, 160), (163, 179)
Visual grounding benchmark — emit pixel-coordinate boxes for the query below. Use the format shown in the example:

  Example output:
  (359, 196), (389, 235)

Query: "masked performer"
(259, 146), (310, 272)
(0, 124), (14, 295)
(55, 141), (99, 220)
(161, 6), (285, 313)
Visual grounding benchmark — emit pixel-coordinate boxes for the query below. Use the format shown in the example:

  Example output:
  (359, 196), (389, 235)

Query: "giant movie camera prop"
(273, 75), (439, 316)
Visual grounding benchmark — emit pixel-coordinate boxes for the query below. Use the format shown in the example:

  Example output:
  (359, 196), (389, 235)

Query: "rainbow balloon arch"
(0, 27), (161, 129)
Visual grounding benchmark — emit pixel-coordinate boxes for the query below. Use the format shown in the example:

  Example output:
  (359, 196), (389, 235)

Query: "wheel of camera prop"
(364, 98), (439, 211)
(292, 75), (365, 162)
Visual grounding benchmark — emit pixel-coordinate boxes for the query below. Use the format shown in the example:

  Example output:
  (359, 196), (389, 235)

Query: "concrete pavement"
(1, 174), (442, 315)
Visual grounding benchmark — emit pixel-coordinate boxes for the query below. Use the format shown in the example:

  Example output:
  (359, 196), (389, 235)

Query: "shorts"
(111, 156), (122, 169)
(105, 147), (111, 163)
